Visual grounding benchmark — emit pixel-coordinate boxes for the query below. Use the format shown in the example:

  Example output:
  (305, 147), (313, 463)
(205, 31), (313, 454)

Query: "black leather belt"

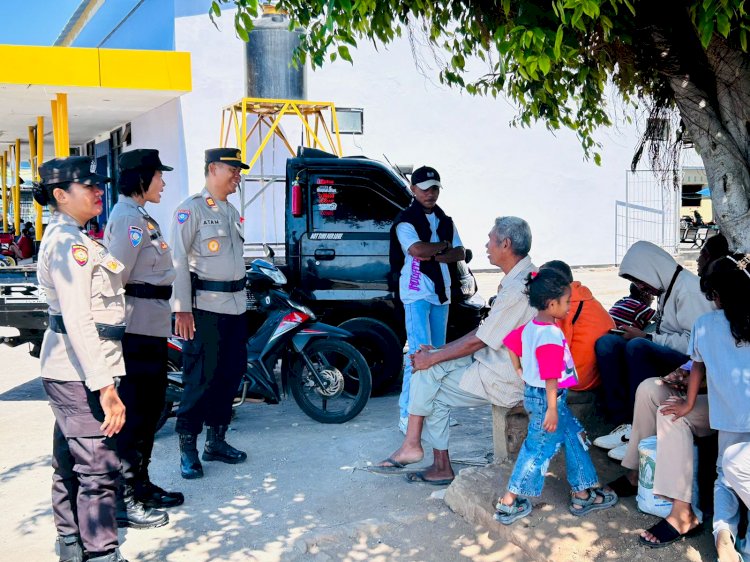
(125, 283), (173, 300)
(192, 276), (245, 293)
(48, 314), (127, 341)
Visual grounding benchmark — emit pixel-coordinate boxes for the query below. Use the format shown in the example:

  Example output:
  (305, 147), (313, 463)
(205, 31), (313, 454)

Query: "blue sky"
(0, 0), (179, 49)
(0, 0), (79, 45)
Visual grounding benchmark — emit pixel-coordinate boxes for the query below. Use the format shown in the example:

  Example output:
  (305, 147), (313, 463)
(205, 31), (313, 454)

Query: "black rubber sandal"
(638, 518), (703, 549)
(608, 474), (638, 497)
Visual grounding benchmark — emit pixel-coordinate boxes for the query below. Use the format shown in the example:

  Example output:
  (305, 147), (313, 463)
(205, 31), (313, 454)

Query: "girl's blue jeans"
(507, 385), (600, 497)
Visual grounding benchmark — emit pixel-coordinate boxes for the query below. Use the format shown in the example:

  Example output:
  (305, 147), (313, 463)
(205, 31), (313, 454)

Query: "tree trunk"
(668, 38), (750, 253)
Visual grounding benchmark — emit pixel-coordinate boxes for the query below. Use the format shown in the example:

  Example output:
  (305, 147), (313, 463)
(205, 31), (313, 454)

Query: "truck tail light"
(291, 180), (303, 217)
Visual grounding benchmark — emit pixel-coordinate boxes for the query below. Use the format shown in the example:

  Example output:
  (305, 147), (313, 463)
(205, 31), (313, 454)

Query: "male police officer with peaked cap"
(170, 148), (249, 479)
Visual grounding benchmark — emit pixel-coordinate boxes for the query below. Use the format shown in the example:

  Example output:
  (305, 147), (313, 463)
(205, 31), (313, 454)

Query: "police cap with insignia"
(34, 156), (111, 205)
(119, 149), (173, 173)
(205, 147), (250, 169)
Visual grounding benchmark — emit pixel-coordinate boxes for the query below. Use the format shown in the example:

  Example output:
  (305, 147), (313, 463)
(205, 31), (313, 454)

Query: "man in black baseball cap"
(387, 164), (465, 435)
(410, 166), (442, 191)
(204, 148), (250, 169)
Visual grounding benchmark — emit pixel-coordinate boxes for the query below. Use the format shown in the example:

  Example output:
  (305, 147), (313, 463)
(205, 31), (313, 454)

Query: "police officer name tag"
(100, 253), (125, 274)
(202, 219), (221, 226)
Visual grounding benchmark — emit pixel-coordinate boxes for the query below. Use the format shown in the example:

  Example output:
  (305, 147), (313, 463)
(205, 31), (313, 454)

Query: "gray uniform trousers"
(44, 379), (120, 554)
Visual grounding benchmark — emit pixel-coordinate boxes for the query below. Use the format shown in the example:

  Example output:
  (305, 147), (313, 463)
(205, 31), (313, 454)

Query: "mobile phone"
(609, 328), (625, 335)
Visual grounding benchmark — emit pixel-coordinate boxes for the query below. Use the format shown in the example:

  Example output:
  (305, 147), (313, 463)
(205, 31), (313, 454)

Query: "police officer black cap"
(34, 156), (111, 205)
(40, 156), (111, 186)
(205, 148), (250, 169)
(119, 149), (173, 172)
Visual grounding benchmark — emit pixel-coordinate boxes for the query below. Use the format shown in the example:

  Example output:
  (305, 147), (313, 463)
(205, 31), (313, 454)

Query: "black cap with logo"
(119, 149), (173, 172)
(34, 156), (111, 206)
(39, 156), (111, 186)
(411, 166), (442, 190)
(205, 147), (250, 169)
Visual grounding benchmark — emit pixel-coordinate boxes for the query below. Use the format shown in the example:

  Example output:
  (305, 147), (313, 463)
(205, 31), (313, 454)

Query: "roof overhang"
(0, 45), (191, 158)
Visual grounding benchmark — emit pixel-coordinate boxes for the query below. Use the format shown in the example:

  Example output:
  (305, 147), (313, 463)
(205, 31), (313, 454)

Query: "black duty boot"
(55, 534), (83, 562)
(202, 425), (247, 464)
(135, 479), (185, 509)
(116, 484), (169, 529)
(86, 549), (129, 562)
(179, 433), (204, 479)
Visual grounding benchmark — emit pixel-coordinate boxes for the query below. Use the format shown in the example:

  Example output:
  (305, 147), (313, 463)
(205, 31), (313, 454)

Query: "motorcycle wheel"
(288, 339), (372, 424)
(337, 317), (403, 396)
(156, 359), (181, 432)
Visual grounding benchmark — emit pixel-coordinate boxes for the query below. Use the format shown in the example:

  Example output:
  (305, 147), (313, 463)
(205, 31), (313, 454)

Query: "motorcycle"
(159, 257), (372, 429)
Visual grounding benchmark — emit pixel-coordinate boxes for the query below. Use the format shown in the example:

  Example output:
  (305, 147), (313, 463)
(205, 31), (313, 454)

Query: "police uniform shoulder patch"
(177, 210), (190, 224)
(71, 244), (89, 266)
(128, 226), (144, 247)
(101, 254), (125, 274)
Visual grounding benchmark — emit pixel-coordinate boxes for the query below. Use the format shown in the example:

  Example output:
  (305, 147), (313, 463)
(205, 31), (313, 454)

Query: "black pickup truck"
(0, 148), (486, 394)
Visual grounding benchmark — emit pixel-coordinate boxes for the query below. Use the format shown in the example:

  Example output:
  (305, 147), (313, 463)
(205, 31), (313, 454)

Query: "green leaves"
(214, 0), (750, 160)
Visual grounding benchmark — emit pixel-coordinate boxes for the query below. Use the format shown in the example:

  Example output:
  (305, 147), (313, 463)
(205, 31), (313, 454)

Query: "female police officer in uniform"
(104, 149), (182, 528)
(34, 157), (129, 562)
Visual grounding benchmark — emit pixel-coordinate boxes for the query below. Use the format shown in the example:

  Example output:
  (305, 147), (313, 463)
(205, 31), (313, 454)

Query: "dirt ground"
(0, 265), (719, 562)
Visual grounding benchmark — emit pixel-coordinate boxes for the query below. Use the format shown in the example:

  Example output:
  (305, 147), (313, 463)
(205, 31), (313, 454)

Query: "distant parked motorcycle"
(159, 257), (372, 429)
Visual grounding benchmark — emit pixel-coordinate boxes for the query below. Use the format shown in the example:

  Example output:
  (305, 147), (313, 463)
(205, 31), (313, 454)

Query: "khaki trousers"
(409, 356), (489, 450)
(621, 377), (712, 503)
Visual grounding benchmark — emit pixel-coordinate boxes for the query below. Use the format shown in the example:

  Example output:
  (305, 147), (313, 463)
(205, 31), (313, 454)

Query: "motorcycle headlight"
(259, 265), (287, 285)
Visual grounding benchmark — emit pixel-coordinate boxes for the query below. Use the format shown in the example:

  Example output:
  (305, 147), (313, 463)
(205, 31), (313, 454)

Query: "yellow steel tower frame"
(219, 98), (344, 172)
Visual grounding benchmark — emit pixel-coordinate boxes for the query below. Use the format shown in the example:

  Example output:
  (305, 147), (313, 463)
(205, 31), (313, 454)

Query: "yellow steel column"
(241, 99), (247, 170)
(13, 139), (21, 233)
(35, 117), (44, 239)
(51, 99), (59, 155)
(1, 152), (6, 232)
(57, 93), (70, 156)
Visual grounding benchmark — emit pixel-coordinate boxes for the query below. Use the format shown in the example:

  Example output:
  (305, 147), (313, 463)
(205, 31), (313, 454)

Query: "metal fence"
(614, 170), (681, 264)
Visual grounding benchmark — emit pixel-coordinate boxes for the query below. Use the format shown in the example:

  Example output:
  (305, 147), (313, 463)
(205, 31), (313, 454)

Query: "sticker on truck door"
(309, 232), (343, 240)
(316, 185), (338, 216)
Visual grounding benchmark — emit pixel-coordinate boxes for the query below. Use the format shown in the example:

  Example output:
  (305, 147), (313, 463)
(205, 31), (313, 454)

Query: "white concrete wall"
(172, 6), (654, 266)
(123, 99), (188, 231)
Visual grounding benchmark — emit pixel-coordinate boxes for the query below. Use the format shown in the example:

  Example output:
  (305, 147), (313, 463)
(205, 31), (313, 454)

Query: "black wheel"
(156, 359), (181, 432)
(288, 339), (371, 423)
(338, 317), (403, 396)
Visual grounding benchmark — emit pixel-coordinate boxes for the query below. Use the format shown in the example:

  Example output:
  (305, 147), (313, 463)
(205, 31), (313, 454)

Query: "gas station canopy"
(0, 44), (192, 155)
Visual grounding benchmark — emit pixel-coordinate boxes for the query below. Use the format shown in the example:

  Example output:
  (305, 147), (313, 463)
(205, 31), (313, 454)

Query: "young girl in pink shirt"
(495, 267), (618, 524)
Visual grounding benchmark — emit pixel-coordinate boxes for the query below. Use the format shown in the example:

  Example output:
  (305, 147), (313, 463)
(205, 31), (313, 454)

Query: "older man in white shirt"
(373, 216), (537, 484)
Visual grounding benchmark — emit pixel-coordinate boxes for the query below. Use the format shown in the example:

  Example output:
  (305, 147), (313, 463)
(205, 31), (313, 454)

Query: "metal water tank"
(245, 10), (306, 99)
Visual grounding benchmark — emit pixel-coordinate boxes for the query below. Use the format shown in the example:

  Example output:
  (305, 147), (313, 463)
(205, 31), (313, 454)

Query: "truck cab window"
(311, 183), (400, 232)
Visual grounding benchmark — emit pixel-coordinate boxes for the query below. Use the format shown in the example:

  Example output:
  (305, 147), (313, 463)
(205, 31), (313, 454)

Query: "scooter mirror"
(263, 244), (275, 259)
